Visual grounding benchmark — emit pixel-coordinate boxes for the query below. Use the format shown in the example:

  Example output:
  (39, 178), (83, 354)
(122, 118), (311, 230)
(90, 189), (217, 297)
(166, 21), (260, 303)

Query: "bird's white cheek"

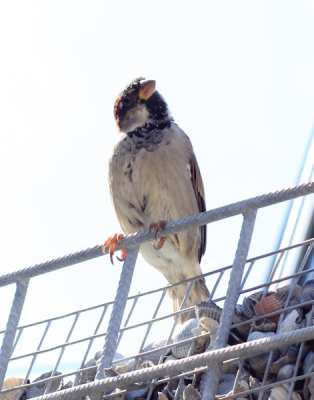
(134, 106), (149, 127)
(121, 106), (149, 132)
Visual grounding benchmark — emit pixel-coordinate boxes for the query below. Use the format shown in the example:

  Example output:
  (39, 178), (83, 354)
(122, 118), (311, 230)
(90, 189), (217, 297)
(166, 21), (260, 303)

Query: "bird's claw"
(116, 249), (127, 262)
(149, 220), (168, 239)
(152, 236), (168, 250)
(102, 233), (126, 264)
(149, 220), (168, 249)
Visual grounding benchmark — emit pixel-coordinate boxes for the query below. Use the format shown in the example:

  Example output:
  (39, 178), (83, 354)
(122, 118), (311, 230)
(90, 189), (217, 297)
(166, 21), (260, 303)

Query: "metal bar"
(99, 365), (314, 400)
(0, 302), (113, 334)
(1, 237), (313, 331)
(12, 365), (313, 400)
(95, 246), (140, 379)
(200, 210), (257, 400)
(0, 181), (313, 289)
(0, 246), (104, 288)
(0, 278), (29, 387)
(23, 325), (314, 400)
(101, 180), (314, 257)
(4, 358), (314, 400)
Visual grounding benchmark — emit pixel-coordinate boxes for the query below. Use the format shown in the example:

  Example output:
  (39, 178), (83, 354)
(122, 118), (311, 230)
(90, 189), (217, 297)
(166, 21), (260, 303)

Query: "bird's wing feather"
(188, 143), (207, 263)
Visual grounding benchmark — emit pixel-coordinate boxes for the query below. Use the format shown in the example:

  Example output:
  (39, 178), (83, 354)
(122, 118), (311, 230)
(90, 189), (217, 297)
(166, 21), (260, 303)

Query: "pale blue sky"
(1, 1), (314, 371)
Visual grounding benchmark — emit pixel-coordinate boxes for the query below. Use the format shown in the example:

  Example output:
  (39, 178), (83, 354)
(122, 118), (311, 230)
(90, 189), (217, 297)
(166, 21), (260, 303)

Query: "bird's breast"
(111, 131), (195, 220)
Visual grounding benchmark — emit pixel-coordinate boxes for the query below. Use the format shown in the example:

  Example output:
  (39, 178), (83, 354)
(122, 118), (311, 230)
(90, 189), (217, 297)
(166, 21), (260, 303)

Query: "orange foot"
(102, 233), (127, 264)
(149, 220), (168, 250)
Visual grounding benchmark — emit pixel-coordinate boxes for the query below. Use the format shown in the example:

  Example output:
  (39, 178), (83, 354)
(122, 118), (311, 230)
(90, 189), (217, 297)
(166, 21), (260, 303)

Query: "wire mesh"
(0, 181), (314, 400)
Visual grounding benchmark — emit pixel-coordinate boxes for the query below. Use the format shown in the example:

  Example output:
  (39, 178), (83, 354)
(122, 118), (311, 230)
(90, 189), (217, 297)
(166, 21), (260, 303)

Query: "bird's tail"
(168, 277), (210, 324)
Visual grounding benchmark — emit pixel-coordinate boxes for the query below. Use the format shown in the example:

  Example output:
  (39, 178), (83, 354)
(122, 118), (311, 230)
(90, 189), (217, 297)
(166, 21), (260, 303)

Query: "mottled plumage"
(108, 78), (209, 323)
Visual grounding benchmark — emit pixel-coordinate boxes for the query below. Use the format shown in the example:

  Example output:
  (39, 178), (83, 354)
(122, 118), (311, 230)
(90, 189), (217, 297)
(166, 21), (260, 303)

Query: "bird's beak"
(138, 80), (156, 100)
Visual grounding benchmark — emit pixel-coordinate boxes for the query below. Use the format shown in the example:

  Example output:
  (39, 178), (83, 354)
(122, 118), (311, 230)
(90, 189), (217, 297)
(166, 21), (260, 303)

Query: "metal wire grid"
(2, 250), (314, 400)
(0, 181), (314, 400)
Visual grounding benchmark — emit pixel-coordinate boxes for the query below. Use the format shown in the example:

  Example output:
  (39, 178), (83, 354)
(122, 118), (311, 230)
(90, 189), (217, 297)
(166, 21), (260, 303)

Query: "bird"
(104, 77), (210, 323)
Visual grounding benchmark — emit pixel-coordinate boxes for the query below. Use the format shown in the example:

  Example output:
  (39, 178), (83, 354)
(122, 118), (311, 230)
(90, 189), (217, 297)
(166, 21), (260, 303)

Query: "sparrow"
(105, 77), (210, 323)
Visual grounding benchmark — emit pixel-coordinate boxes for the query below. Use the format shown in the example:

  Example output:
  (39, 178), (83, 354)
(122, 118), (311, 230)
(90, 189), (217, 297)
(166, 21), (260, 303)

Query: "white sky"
(1, 0), (314, 374)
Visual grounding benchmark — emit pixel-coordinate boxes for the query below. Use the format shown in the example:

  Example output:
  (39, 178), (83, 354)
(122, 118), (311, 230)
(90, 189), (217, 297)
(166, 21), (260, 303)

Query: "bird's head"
(114, 77), (170, 133)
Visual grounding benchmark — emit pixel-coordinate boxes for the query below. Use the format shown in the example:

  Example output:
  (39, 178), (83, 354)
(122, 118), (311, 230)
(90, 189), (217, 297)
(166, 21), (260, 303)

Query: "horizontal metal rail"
(17, 325), (314, 400)
(0, 181), (313, 288)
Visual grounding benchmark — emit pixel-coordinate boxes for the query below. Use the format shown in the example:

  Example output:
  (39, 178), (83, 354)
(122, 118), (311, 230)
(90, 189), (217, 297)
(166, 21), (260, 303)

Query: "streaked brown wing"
(189, 149), (206, 263)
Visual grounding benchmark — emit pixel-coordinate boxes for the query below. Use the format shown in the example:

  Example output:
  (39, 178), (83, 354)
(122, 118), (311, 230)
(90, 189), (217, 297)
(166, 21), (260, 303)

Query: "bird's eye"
(122, 98), (131, 106)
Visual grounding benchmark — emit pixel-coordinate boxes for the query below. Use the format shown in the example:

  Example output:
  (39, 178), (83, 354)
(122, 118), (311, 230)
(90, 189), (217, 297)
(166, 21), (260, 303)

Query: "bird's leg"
(102, 233), (126, 264)
(149, 220), (168, 250)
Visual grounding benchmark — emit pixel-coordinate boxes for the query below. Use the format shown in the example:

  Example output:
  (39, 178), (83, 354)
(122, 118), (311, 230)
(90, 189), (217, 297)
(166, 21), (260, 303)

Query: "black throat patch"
(126, 120), (171, 152)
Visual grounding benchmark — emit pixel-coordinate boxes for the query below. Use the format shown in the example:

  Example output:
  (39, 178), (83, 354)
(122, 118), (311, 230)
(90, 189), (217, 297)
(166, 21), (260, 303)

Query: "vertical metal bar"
(200, 210), (257, 400)
(95, 246), (140, 381)
(0, 278), (29, 387)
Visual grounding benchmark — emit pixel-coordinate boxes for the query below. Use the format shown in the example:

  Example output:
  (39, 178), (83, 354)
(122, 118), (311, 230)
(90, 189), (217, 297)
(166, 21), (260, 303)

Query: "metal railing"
(0, 180), (314, 400)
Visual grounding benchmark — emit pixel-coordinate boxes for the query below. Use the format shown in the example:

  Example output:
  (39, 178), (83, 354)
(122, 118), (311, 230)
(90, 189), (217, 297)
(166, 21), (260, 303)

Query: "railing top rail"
(0, 180), (313, 288)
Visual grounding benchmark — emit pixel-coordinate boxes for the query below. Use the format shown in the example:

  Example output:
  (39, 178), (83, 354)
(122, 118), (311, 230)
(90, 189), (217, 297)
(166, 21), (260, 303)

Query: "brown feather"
(188, 139), (207, 263)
